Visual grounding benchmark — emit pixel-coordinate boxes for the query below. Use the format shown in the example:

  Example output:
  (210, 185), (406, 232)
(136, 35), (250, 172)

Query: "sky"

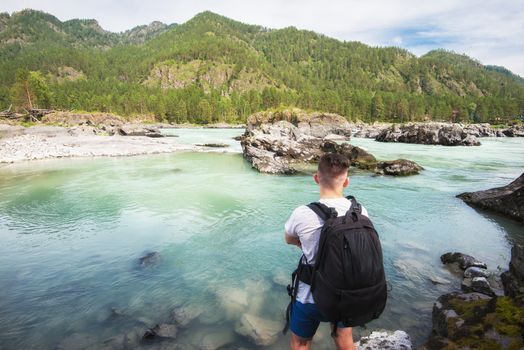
(3, 0), (524, 77)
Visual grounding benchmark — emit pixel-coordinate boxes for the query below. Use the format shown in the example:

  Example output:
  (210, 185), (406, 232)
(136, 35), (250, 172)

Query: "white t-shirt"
(284, 197), (369, 304)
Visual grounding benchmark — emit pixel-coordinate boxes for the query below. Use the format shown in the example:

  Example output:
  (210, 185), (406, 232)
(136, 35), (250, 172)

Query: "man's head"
(314, 153), (350, 191)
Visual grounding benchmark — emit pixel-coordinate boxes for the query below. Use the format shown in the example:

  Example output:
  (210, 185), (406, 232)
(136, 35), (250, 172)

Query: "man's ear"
(313, 173), (320, 185)
(343, 176), (349, 188)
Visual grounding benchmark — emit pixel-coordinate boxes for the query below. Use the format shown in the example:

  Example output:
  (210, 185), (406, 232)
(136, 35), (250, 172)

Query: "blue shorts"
(290, 301), (350, 339)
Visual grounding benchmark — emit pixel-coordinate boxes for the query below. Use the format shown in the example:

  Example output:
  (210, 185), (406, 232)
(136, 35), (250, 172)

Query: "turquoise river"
(0, 129), (523, 349)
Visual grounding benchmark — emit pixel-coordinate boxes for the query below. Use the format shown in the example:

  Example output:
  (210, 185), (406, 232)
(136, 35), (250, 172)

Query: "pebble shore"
(0, 124), (207, 163)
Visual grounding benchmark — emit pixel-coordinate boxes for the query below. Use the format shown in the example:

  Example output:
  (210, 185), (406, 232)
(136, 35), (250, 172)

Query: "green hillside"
(1, 9), (523, 123)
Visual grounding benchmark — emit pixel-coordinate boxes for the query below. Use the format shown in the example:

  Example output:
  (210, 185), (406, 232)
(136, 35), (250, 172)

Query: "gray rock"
(355, 330), (412, 349)
(457, 173), (524, 223)
(440, 252), (487, 270)
(464, 266), (489, 278)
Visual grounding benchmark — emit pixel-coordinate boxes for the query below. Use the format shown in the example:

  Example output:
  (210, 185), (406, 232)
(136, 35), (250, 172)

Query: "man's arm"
(285, 232), (301, 248)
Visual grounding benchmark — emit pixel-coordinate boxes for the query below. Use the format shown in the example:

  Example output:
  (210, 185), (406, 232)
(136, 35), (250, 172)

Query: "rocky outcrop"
(356, 330), (412, 349)
(376, 123), (481, 146)
(241, 109), (423, 176)
(457, 173), (524, 223)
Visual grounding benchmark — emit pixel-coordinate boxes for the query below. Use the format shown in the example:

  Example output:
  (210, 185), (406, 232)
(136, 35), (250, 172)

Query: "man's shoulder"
(290, 205), (315, 218)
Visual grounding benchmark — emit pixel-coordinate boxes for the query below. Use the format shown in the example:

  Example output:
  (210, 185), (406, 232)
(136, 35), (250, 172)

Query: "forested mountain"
(1, 9), (523, 124)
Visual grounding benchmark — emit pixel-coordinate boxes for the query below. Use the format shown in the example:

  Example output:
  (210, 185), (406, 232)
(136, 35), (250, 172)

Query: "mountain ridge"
(1, 9), (522, 124)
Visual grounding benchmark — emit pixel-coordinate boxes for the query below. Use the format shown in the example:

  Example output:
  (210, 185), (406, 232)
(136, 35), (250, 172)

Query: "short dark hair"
(317, 153), (350, 187)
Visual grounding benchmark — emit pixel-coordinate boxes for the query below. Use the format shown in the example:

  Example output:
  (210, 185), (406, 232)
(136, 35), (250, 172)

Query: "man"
(284, 153), (369, 350)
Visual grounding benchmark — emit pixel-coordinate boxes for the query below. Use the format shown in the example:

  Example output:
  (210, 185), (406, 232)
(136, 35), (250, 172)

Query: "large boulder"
(376, 123), (481, 146)
(457, 173), (524, 223)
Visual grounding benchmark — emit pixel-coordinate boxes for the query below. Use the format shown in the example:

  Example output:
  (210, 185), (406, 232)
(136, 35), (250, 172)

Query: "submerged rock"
(56, 333), (97, 350)
(355, 330), (412, 349)
(235, 313), (282, 346)
(170, 305), (204, 327)
(457, 173), (524, 223)
(142, 323), (178, 341)
(199, 331), (235, 350)
(440, 252), (487, 270)
(138, 252), (160, 268)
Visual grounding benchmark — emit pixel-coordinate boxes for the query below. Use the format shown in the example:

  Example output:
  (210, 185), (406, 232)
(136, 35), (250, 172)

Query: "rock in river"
(375, 159), (424, 176)
(457, 173), (524, 223)
(240, 108), (422, 176)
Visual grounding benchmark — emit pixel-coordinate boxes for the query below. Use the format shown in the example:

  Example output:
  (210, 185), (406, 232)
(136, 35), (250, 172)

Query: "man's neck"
(319, 187), (344, 199)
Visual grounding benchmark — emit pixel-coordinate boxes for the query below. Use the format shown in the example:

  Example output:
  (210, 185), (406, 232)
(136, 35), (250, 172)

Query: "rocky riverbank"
(425, 248), (524, 349)
(240, 108), (423, 176)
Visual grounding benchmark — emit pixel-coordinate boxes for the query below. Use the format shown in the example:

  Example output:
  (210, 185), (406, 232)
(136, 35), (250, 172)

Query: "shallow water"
(0, 131), (523, 349)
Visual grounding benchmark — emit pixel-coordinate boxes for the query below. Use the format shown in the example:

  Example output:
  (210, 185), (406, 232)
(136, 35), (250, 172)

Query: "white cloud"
(2, 0), (523, 76)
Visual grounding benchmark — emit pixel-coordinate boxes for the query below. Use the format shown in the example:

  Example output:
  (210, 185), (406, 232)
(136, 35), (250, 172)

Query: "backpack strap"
(307, 202), (337, 221)
(346, 195), (362, 214)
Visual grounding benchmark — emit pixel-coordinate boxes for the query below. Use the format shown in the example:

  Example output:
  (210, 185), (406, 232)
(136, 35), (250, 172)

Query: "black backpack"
(283, 196), (387, 334)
